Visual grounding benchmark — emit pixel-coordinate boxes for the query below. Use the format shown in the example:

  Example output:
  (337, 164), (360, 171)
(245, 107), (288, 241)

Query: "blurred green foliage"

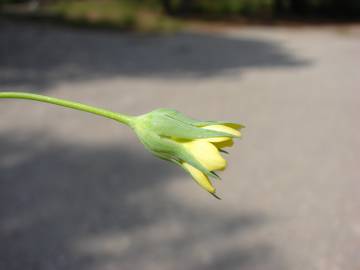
(161, 0), (360, 17)
(162, 0), (274, 17)
(0, 0), (180, 32)
(1, 0), (359, 32)
(2, 0), (360, 17)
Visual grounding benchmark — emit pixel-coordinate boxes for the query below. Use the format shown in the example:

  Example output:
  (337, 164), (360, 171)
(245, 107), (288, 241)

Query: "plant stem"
(0, 92), (134, 126)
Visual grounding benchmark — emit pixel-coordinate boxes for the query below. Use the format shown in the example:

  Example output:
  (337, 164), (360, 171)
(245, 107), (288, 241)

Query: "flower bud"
(132, 109), (243, 198)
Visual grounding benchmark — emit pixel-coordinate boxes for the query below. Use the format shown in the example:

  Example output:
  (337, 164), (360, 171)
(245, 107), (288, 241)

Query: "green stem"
(0, 92), (134, 126)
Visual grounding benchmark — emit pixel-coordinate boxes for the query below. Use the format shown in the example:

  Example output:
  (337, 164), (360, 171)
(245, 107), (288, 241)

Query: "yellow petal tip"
(204, 125), (241, 137)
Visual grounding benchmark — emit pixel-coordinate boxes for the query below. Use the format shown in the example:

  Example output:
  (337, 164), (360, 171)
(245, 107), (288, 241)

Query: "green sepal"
(176, 145), (220, 180)
(133, 119), (219, 180)
(151, 108), (244, 130)
(144, 109), (240, 139)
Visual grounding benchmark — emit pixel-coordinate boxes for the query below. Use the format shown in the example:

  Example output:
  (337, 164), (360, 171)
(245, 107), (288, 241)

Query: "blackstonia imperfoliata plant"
(133, 108), (243, 198)
(0, 92), (244, 198)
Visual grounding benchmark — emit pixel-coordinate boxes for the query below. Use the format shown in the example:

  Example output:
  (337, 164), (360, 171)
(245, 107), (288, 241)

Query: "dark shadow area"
(0, 132), (282, 270)
(0, 19), (309, 90)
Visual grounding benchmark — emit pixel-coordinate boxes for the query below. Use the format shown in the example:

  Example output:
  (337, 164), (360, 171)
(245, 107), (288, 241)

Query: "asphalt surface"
(1, 20), (360, 270)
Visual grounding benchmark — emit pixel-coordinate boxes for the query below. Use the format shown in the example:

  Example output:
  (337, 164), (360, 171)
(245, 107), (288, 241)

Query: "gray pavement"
(1, 20), (360, 270)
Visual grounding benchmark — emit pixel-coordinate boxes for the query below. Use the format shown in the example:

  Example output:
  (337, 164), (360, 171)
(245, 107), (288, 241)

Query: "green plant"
(0, 92), (244, 198)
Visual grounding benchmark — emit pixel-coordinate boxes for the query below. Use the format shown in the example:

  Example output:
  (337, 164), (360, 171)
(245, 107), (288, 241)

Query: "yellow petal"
(182, 140), (226, 171)
(182, 162), (215, 193)
(203, 125), (241, 137)
(213, 138), (234, 148)
(224, 123), (243, 129)
(197, 136), (231, 143)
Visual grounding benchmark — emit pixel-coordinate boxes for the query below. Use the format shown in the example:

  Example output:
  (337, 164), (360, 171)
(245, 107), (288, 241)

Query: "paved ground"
(1, 20), (360, 270)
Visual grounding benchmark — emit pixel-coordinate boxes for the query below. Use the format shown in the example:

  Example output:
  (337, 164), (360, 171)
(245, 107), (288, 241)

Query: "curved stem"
(0, 92), (134, 126)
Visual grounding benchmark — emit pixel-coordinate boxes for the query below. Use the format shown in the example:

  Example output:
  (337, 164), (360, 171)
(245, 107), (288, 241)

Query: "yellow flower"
(133, 108), (243, 198)
(178, 124), (241, 198)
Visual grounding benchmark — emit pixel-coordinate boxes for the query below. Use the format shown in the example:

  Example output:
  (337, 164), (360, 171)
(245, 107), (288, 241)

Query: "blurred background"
(1, 1), (360, 270)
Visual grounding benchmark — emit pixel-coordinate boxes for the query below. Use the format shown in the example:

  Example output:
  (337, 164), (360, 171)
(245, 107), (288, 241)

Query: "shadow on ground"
(0, 20), (309, 90)
(0, 132), (282, 270)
